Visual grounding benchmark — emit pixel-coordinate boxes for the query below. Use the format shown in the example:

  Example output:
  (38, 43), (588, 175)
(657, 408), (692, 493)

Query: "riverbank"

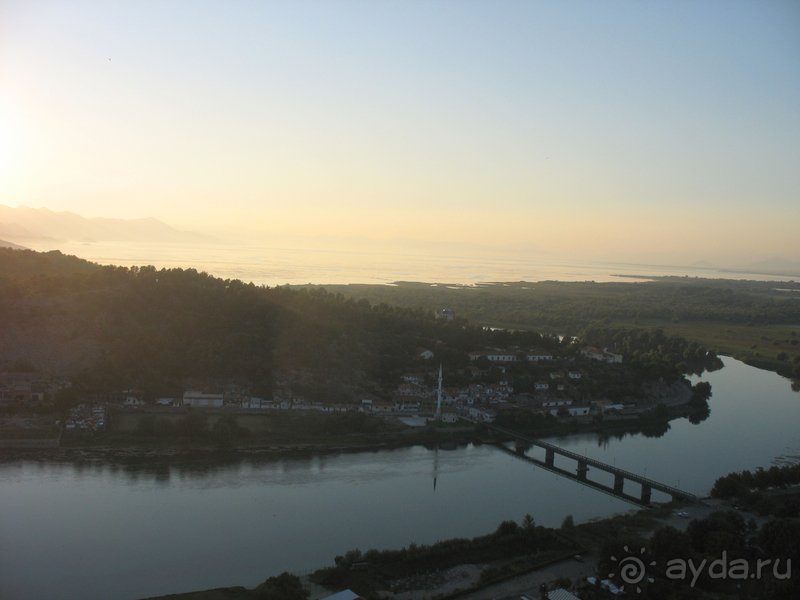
(9, 379), (696, 457)
(134, 503), (692, 600)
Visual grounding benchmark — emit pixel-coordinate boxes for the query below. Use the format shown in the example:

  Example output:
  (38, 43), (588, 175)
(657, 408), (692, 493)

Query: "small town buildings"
(435, 308), (455, 320)
(580, 346), (623, 363)
(568, 371), (582, 379)
(439, 406), (459, 423)
(361, 399), (395, 413)
(242, 397), (267, 409)
(550, 406), (590, 417)
(469, 351), (518, 362)
(469, 406), (496, 422)
(396, 383), (424, 396)
(469, 348), (555, 363)
(417, 348), (435, 360)
(372, 400), (396, 413)
(183, 391), (224, 408)
(541, 399), (572, 407)
(393, 395), (422, 412)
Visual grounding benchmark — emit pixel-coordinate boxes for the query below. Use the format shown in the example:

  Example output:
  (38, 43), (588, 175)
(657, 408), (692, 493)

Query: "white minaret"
(436, 362), (443, 417)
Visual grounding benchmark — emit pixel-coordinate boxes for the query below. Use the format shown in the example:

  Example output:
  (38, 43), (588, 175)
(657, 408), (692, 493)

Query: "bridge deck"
(493, 443), (650, 507)
(479, 422), (700, 504)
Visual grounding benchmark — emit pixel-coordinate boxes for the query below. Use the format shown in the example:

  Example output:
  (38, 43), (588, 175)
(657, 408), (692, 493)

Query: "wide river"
(1, 358), (799, 600)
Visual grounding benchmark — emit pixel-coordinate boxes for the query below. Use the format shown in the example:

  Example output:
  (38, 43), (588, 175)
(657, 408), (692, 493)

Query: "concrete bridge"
(479, 422), (700, 507)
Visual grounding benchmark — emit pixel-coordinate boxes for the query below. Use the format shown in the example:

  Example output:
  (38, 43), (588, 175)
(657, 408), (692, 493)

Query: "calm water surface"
(1, 358), (798, 600)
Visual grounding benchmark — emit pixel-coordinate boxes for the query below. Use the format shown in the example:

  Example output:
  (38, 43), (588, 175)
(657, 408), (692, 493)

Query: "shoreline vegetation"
(132, 461), (800, 600)
(135, 483), (800, 600)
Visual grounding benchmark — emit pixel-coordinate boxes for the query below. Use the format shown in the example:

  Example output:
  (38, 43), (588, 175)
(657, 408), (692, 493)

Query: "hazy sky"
(1, 1), (798, 260)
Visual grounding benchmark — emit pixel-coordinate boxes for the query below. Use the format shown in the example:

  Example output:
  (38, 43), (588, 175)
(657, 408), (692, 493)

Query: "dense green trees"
(711, 464), (800, 499)
(576, 326), (723, 380)
(254, 572), (309, 600)
(319, 514), (572, 593)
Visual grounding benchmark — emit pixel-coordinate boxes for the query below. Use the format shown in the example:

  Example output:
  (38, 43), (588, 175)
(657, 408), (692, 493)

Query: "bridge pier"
(577, 460), (588, 481)
(515, 439), (525, 455)
(614, 474), (625, 494)
(641, 484), (652, 505)
(545, 448), (554, 467)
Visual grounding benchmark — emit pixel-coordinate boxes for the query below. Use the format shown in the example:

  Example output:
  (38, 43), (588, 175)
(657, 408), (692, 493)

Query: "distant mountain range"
(0, 238), (26, 250)
(711, 257), (800, 278)
(687, 258), (800, 277)
(0, 205), (215, 244)
(742, 257), (800, 274)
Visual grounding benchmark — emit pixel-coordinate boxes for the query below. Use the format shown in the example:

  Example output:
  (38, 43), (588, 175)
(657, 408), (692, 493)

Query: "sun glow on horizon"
(0, 1), (798, 263)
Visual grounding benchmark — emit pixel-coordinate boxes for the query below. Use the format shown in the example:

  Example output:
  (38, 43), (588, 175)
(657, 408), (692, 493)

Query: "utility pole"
(436, 362), (443, 418)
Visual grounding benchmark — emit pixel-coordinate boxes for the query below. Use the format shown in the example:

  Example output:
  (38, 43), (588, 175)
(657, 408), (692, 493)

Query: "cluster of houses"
(147, 391), (357, 413)
(0, 372), (69, 406)
(378, 372), (593, 423)
(117, 344), (630, 425)
(8, 339), (634, 434)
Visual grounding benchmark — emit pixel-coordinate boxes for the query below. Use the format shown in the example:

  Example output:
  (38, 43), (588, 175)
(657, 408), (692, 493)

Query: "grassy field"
(608, 319), (798, 376)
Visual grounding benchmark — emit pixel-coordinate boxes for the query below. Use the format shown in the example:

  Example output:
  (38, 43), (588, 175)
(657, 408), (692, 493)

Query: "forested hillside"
(0, 249), (758, 408)
(0, 249), (559, 401)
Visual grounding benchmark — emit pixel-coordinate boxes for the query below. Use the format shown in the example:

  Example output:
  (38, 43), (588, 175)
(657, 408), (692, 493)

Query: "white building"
(550, 406), (590, 417)
(440, 406), (459, 423)
(183, 391), (224, 408)
(581, 346), (623, 363)
(469, 407), (496, 422)
(469, 351), (518, 362)
(542, 399), (572, 407)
